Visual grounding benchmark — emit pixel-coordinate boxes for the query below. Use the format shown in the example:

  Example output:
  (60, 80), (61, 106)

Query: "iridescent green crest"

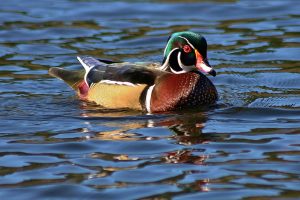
(164, 31), (207, 59)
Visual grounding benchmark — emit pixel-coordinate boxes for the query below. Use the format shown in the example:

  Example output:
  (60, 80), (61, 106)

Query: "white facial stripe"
(77, 56), (93, 86)
(100, 80), (138, 86)
(176, 52), (185, 73)
(178, 36), (196, 50)
(176, 51), (194, 73)
(159, 47), (179, 70)
(145, 85), (155, 113)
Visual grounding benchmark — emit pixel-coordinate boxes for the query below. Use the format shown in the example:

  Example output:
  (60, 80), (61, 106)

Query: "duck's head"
(160, 31), (216, 76)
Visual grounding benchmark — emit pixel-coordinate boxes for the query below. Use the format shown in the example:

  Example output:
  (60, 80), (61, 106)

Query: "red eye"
(183, 45), (191, 53)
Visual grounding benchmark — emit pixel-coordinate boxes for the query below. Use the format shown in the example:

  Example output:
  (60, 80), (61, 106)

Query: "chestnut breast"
(150, 71), (217, 112)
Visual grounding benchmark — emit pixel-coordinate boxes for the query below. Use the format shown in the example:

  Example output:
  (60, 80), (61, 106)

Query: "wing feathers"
(77, 56), (104, 71)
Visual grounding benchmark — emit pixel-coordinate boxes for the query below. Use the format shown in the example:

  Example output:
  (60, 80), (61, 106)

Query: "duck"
(49, 31), (218, 113)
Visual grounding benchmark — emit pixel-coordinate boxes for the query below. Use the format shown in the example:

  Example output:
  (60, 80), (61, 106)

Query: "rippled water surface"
(0, 0), (300, 199)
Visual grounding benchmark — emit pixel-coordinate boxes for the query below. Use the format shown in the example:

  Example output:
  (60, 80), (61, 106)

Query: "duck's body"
(49, 31), (218, 113)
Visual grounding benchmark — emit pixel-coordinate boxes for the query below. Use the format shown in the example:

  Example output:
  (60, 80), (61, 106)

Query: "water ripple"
(0, 0), (300, 199)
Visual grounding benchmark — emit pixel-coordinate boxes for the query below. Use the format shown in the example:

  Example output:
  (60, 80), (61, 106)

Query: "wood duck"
(49, 31), (218, 113)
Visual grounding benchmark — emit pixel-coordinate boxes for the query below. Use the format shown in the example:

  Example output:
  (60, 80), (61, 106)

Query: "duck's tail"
(49, 56), (113, 97)
(48, 67), (85, 90)
(49, 67), (89, 98)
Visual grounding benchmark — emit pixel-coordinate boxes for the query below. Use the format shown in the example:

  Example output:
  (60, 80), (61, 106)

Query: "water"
(0, 0), (300, 199)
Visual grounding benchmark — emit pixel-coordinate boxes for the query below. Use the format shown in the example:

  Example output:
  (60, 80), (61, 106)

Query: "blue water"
(0, 0), (300, 199)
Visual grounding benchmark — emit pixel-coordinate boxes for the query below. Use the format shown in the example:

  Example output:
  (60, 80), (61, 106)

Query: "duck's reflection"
(164, 150), (209, 165)
(79, 103), (215, 192)
(79, 103), (219, 163)
(80, 102), (215, 146)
